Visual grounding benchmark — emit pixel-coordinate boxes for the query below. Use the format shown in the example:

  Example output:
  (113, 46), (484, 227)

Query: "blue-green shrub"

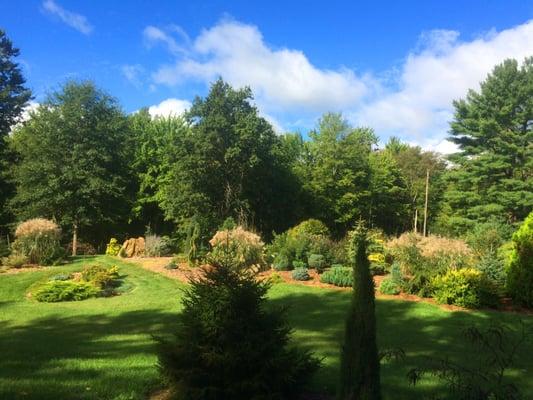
(273, 254), (290, 271)
(292, 268), (310, 281)
(320, 266), (353, 287)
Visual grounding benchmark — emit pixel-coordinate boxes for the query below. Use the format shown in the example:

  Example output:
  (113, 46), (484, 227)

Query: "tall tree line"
(1, 27), (531, 247)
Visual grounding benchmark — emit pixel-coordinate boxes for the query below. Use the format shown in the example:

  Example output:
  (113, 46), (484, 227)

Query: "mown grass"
(0, 255), (531, 399)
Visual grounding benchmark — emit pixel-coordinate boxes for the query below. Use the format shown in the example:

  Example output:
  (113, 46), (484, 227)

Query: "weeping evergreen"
(338, 224), (381, 400)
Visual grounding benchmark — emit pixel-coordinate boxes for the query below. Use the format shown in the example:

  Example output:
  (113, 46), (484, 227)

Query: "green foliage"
(81, 265), (120, 289)
(308, 253), (326, 272)
(289, 219), (330, 237)
(338, 225), (381, 399)
(506, 211), (533, 307)
(320, 267), (353, 287)
(273, 254), (290, 271)
(220, 217), (237, 230)
(432, 268), (498, 308)
(466, 219), (514, 258)
(33, 280), (99, 302)
(164, 261), (178, 270)
(0, 237), (10, 258)
(475, 253), (506, 290)
(444, 58), (533, 232)
(9, 80), (132, 249)
(105, 238), (121, 256)
(50, 273), (72, 281)
(11, 219), (64, 265)
(292, 267), (311, 281)
(155, 255), (320, 399)
(379, 278), (400, 295)
(292, 260), (306, 269)
(0, 30), (32, 235)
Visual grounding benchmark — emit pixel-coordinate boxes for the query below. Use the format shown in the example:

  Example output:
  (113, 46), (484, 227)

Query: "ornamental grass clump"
(209, 226), (266, 271)
(11, 218), (64, 265)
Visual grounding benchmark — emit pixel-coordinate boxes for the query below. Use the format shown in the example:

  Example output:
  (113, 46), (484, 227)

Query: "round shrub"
(308, 254), (326, 272)
(292, 260), (306, 269)
(33, 281), (99, 302)
(379, 277), (400, 295)
(432, 268), (498, 308)
(506, 212), (533, 307)
(164, 261), (178, 270)
(289, 219), (330, 237)
(50, 273), (72, 281)
(292, 267), (310, 281)
(81, 265), (119, 289)
(209, 226), (265, 270)
(320, 266), (353, 287)
(105, 238), (121, 256)
(11, 218), (63, 265)
(273, 254), (290, 271)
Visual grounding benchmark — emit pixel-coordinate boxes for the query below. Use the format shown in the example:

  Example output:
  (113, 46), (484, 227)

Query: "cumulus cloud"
(145, 19), (533, 150)
(148, 98), (191, 118)
(352, 22), (533, 140)
(42, 0), (93, 35)
(150, 20), (370, 112)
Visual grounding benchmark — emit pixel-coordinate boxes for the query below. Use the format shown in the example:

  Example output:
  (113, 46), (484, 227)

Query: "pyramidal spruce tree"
(338, 223), (381, 400)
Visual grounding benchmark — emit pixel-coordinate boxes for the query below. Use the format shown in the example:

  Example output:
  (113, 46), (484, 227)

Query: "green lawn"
(0, 256), (531, 400)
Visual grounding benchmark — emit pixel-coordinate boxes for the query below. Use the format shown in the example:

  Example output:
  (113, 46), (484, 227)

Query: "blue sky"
(2, 0), (533, 151)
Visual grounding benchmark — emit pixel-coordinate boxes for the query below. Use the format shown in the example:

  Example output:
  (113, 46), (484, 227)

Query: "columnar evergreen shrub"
(432, 268), (498, 308)
(506, 212), (533, 307)
(11, 218), (64, 265)
(155, 255), (320, 399)
(338, 225), (381, 399)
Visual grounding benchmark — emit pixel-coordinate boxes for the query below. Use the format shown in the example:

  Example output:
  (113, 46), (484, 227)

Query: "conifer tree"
(338, 224), (381, 400)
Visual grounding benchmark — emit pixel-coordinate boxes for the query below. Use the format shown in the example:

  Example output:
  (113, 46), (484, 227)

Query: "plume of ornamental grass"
(15, 218), (61, 238)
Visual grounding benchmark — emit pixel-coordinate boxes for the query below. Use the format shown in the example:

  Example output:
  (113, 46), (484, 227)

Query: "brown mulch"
(0, 265), (44, 274)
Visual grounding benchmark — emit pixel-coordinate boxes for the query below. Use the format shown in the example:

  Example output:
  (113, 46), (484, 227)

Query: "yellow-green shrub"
(105, 238), (121, 256)
(432, 268), (498, 308)
(506, 212), (533, 307)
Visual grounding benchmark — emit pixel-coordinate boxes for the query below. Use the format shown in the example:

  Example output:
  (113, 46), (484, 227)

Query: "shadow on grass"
(0, 309), (179, 400)
(267, 286), (533, 399)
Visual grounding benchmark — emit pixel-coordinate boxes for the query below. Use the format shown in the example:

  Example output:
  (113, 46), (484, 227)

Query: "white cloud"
(145, 19), (533, 151)
(150, 20), (370, 112)
(148, 98), (191, 118)
(352, 21), (533, 140)
(121, 64), (144, 87)
(143, 26), (189, 56)
(42, 0), (93, 35)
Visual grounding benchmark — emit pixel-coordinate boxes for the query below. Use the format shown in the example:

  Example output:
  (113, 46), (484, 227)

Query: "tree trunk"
(72, 223), (78, 256)
(414, 209), (418, 233)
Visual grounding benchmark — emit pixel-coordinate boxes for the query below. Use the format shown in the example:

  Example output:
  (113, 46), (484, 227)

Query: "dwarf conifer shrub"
(292, 267), (310, 281)
(105, 238), (121, 256)
(209, 226), (265, 271)
(155, 255), (320, 399)
(33, 281), (99, 302)
(308, 253), (326, 272)
(320, 266), (353, 287)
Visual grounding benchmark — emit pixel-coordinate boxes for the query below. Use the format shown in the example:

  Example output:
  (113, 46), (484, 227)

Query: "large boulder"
(119, 237), (145, 258)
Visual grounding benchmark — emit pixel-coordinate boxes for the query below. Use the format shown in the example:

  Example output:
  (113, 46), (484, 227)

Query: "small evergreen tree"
(338, 224), (381, 400)
(156, 249), (320, 400)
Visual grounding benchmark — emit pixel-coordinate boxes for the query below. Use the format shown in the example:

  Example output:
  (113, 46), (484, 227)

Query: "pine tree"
(338, 224), (381, 400)
(156, 251), (320, 399)
(444, 58), (533, 232)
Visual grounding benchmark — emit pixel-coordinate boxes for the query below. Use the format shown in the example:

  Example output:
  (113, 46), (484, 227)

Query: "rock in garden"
(120, 237), (145, 257)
